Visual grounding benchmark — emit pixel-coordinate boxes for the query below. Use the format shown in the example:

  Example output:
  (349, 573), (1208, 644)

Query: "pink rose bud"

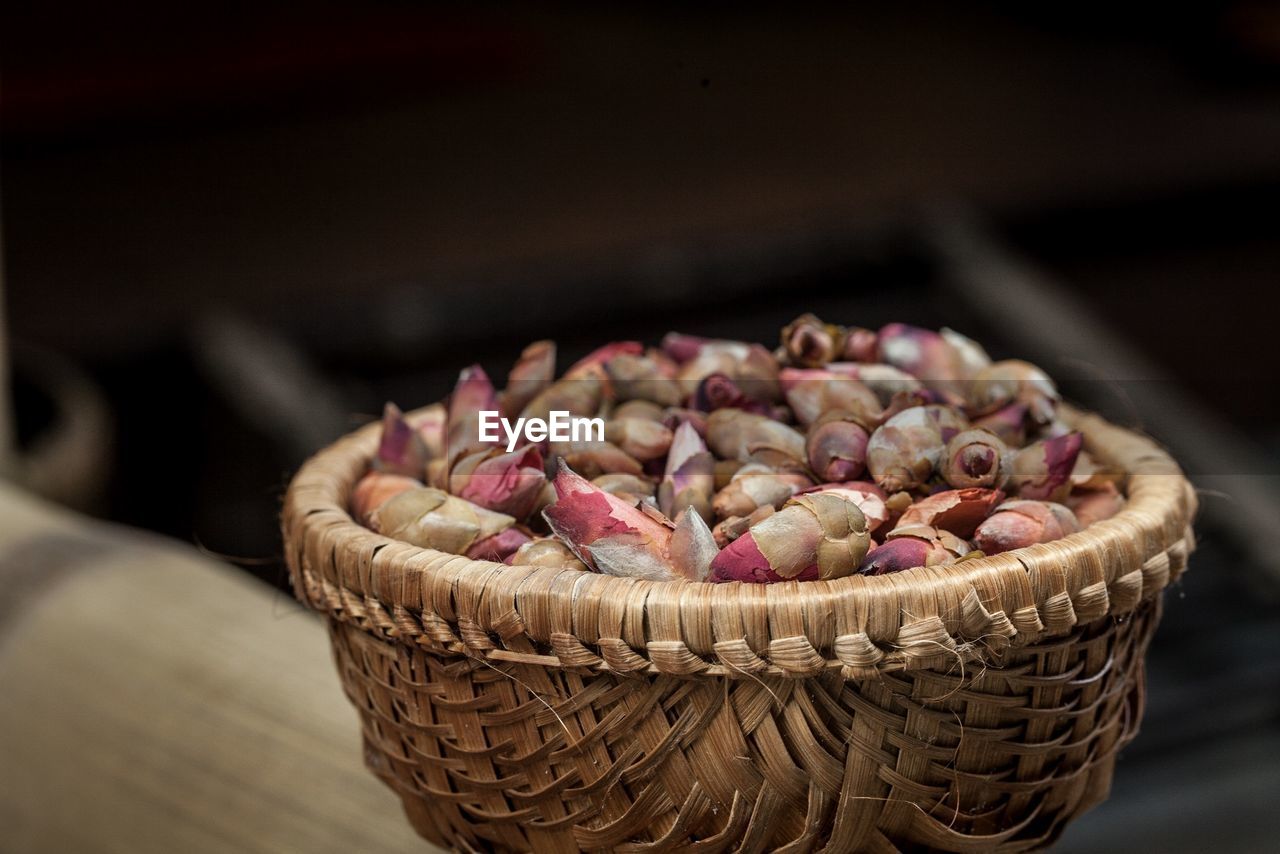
(1007, 432), (1083, 501)
(351, 471), (421, 524)
(876, 323), (965, 394)
(780, 367), (881, 426)
(375, 402), (430, 479)
(604, 418), (674, 461)
(521, 373), (603, 424)
(968, 360), (1060, 425)
(709, 491), (870, 583)
(971, 401), (1029, 447)
(506, 536), (589, 571)
(465, 527), (533, 562)
(499, 340), (556, 418)
(780, 313), (839, 366)
(371, 487), (516, 555)
(894, 487), (1005, 538)
(543, 461), (680, 581)
(706, 408), (807, 464)
(942, 429), (1009, 489)
(1067, 483), (1126, 527)
(972, 500), (1080, 554)
(859, 524), (969, 575)
(447, 365), (499, 463)
(798, 482), (891, 533)
(806, 415), (870, 483)
(658, 422), (716, 522)
(711, 462), (812, 519)
(449, 445), (547, 519)
(866, 405), (967, 493)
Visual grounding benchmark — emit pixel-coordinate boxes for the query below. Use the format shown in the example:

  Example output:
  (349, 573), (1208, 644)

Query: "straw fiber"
(283, 406), (1195, 852)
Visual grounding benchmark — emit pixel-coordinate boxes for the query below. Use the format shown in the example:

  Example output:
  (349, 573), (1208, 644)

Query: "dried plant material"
(1007, 432), (1083, 501)
(825, 362), (923, 405)
(506, 536), (589, 571)
(408, 403), (447, 461)
(971, 401), (1030, 446)
(894, 488), (1005, 538)
(591, 472), (656, 500)
(779, 368), (881, 426)
(806, 412), (871, 483)
(449, 446), (547, 518)
(372, 487), (515, 555)
(710, 491), (870, 583)
(351, 471), (421, 524)
(668, 509), (720, 581)
(659, 422), (715, 522)
(604, 418), (674, 461)
(706, 408), (806, 464)
(973, 500), (1080, 554)
(499, 340), (556, 418)
(465, 527), (533, 562)
(565, 341), (644, 382)
(548, 439), (643, 479)
(969, 359), (1059, 425)
(521, 373), (603, 424)
(859, 524), (970, 575)
(611, 399), (665, 422)
(942, 429), (1009, 489)
(866, 405), (966, 493)
(447, 365), (500, 464)
(876, 323), (965, 390)
(712, 505), (775, 548)
(375, 402), (430, 479)
(1068, 482), (1126, 527)
(711, 462), (811, 519)
(604, 352), (681, 406)
(940, 327), (991, 379)
(801, 482), (891, 533)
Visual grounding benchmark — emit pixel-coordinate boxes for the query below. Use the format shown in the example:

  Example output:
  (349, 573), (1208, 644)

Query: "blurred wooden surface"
(0, 484), (437, 853)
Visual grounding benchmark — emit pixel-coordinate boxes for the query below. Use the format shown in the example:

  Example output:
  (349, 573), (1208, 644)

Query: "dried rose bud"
(894, 487), (1005, 538)
(939, 328), (991, 379)
(447, 365), (500, 463)
(1007, 432), (1083, 501)
(521, 373), (604, 424)
(714, 458), (744, 490)
(611, 399), (665, 422)
(465, 526), (533, 562)
(372, 487), (515, 555)
(971, 401), (1029, 446)
(709, 491), (870, 583)
(866, 405), (967, 493)
(799, 482), (891, 533)
(942, 429), (1009, 489)
(591, 472), (656, 500)
(781, 313), (839, 366)
(706, 408), (807, 464)
(506, 536), (589, 571)
(659, 422), (716, 522)
(408, 403), (447, 461)
(603, 417), (674, 461)
(1067, 482), (1126, 527)
(841, 327), (878, 363)
(826, 362), (923, 405)
(692, 372), (752, 413)
(806, 414), (870, 483)
(565, 341), (644, 382)
(375, 402), (430, 478)
(543, 461), (679, 579)
(969, 360), (1059, 425)
(660, 332), (715, 363)
(668, 508), (720, 581)
(449, 445), (546, 519)
(661, 407), (708, 437)
(712, 505), (775, 548)
(549, 439), (644, 479)
(779, 368), (881, 426)
(973, 500), (1079, 554)
(498, 340), (556, 418)
(877, 323), (965, 393)
(351, 471), (421, 524)
(675, 340), (780, 402)
(859, 524), (970, 575)
(712, 462), (812, 519)
(604, 352), (682, 406)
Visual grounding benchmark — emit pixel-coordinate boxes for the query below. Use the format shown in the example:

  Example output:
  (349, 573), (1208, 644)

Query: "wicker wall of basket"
(282, 404), (1196, 853)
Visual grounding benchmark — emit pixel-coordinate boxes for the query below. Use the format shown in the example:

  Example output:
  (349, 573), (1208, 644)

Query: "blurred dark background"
(3, 3), (1279, 851)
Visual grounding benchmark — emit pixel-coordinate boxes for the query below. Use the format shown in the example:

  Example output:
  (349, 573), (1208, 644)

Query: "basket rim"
(282, 403), (1195, 676)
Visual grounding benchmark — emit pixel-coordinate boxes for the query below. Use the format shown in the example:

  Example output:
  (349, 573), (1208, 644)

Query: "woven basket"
(282, 404), (1195, 853)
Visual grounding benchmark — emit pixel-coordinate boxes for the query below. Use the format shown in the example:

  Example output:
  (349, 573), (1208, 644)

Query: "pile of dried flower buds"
(350, 315), (1126, 584)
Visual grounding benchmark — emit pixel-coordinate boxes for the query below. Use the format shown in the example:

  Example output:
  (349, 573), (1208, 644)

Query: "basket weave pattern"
(283, 406), (1195, 852)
